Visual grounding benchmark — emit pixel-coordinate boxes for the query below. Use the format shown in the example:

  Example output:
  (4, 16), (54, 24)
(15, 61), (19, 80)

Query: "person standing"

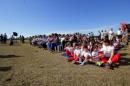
(104, 30), (108, 40)
(0, 34), (3, 44)
(98, 31), (101, 40)
(3, 33), (7, 44)
(101, 30), (104, 40)
(10, 35), (14, 46)
(47, 35), (53, 52)
(21, 35), (25, 43)
(60, 35), (65, 51)
(29, 36), (33, 45)
(108, 28), (114, 41)
(117, 28), (122, 40)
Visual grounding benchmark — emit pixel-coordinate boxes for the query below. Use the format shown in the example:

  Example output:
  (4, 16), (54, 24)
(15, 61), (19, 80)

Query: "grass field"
(0, 42), (130, 86)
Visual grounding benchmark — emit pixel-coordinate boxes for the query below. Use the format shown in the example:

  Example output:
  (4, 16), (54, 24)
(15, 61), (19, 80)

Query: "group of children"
(64, 39), (121, 69)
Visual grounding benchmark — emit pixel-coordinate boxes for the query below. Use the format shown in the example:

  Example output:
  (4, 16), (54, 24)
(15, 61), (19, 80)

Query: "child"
(77, 43), (86, 64)
(100, 40), (121, 69)
(68, 43), (81, 64)
(80, 46), (91, 65)
(96, 51), (105, 66)
(64, 42), (73, 58)
(91, 46), (99, 63)
(98, 43), (103, 51)
(88, 42), (93, 53)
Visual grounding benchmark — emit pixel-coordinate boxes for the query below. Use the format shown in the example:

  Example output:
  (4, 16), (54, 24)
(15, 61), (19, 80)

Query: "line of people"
(31, 28), (129, 51)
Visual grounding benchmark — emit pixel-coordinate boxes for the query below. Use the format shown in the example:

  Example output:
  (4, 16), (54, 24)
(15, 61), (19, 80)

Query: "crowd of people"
(30, 26), (129, 69)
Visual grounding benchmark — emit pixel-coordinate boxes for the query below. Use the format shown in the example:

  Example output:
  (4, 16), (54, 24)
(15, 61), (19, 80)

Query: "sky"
(0, 0), (130, 37)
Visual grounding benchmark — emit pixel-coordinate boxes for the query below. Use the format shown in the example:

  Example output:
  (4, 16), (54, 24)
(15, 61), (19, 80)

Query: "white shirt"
(81, 51), (86, 57)
(83, 52), (91, 57)
(92, 51), (98, 57)
(117, 30), (122, 35)
(60, 37), (65, 43)
(109, 30), (114, 36)
(101, 32), (104, 36)
(74, 49), (81, 56)
(101, 45), (114, 57)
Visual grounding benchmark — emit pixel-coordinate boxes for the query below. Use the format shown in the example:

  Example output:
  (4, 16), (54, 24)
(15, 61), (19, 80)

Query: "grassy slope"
(0, 43), (130, 86)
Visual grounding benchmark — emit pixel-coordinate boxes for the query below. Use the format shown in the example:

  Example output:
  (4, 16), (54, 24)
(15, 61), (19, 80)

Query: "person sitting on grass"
(97, 43), (103, 51)
(96, 51), (105, 67)
(88, 41), (93, 53)
(68, 43), (81, 64)
(80, 45), (91, 66)
(77, 43), (86, 64)
(98, 40), (121, 69)
(64, 42), (73, 58)
(91, 45), (99, 63)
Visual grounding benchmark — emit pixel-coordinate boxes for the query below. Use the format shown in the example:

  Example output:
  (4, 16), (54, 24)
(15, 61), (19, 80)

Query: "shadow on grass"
(0, 66), (12, 71)
(0, 55), (22, 58)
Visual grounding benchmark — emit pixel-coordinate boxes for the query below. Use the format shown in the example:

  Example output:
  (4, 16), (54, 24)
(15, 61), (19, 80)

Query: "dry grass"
(0, 42), (130, 86)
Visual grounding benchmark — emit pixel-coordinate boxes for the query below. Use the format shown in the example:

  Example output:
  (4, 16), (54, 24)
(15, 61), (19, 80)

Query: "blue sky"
(0, 0), (130, 37)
